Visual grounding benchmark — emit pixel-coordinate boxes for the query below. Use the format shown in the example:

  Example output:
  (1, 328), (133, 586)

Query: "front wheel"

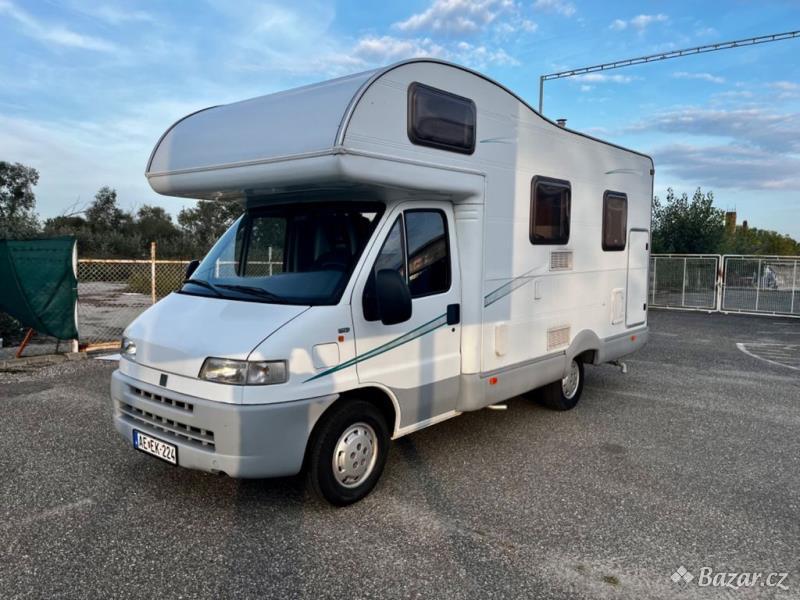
(307, 400), (390, 505)
(538, 358), (584, 411)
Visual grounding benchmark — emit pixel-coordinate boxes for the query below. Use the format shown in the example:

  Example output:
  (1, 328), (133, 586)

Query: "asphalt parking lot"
(1, 310), (798, 599)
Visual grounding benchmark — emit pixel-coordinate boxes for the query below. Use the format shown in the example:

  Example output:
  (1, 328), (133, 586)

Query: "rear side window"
(408, 82), (476, 154)
(530, 177), (571, 245)
(602, 191), (628, 251)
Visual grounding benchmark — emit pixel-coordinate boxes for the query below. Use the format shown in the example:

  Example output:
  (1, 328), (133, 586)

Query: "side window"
(530, 177), (571, 245)
(406, 210), (451, 297)
(363, 210), (452, 321)
(602, 191), (627, 251)
(363, 216), (405, 321)
(408, 82), (476, 154)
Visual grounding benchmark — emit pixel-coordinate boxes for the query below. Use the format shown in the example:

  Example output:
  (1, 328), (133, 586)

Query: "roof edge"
(335, 57), (653, 165)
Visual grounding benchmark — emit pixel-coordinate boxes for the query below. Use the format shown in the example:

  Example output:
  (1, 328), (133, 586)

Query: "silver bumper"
(111, 370), (337, 478)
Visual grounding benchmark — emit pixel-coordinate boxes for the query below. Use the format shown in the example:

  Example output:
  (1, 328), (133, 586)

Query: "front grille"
(119, 402), (215, 450)
(131, 386), (193, 412)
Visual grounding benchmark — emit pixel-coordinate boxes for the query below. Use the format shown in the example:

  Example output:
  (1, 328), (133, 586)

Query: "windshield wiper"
(182, 278), (223, 297)
(216, 284), (286, 303)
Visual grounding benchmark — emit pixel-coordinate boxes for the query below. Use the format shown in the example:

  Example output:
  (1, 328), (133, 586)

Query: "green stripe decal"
(303, 312), (448, 382)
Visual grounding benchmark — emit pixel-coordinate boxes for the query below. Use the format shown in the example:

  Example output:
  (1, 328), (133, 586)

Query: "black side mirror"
(375, 269), (412, 325)
(185, 259), (200, 279)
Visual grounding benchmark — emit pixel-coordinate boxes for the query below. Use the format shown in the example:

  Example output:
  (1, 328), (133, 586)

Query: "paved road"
(1, 311), (798, 599)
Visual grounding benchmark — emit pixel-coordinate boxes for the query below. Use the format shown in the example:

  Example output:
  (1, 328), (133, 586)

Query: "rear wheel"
(538, 358), (584, 411)
(307, 400), (390, 505)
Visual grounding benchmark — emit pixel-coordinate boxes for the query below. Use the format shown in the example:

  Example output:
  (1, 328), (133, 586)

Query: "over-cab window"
(364, 210), (451, 321)
(602, 191), (627, 251)
(530, 177), (571, 245)
(408, 82), (476, 155)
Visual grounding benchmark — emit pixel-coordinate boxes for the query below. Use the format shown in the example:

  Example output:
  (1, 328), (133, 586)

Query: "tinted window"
(363, 216), (405, 321)
(408, 82), (476, 154)
(530, 177), (570, 245)
(602, 191), (627, 251)
(364, 210), (451, 321)
(406, 210), (450, 297)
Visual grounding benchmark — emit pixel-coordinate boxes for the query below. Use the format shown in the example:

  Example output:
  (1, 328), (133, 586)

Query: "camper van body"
(111, 59), (652, 504)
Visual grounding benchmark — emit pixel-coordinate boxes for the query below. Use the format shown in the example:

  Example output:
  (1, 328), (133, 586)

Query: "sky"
(1, 0), (799, 239)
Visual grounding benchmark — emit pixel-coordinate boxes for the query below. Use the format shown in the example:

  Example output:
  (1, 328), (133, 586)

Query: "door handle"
(446, 303), (460, 325)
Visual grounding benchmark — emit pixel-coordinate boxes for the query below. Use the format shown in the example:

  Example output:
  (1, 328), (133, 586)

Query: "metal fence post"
(269, 246), (273, 276)
(150, 242), (157, 305)
(715, 256), (723, 312)
(651, 257), (657, 305)
(755, 258), (762, 312)
(681, 257), (687, 307)
(791, 258), (797, 315)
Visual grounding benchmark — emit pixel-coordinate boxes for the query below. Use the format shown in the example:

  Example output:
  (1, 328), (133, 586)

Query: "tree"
(85, 186), (131, 232)
(136, 205), (178, 241)
(651, 187), (725, 254)
(0, 161), (40, 238)
(177, 200), (243, 256)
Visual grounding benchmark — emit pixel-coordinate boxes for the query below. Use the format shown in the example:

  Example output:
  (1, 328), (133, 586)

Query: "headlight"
(121, 337), (136, 358)
(199, 358), (288, 385)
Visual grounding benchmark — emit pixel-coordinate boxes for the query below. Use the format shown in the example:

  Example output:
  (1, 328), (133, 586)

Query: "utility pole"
(538, 30), (800, 114)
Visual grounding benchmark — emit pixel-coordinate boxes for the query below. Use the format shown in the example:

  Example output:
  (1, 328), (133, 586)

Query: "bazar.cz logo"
(671, 566), (789, 591)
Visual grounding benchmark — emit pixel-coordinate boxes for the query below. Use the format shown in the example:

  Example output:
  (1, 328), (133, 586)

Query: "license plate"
(133, 430), (177, 465)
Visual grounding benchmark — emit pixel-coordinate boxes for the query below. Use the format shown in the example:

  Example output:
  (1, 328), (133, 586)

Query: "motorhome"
(111, 59), (652, 505)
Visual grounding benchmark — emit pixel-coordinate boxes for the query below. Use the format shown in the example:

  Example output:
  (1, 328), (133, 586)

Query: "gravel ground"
(1, 310), (798, 599)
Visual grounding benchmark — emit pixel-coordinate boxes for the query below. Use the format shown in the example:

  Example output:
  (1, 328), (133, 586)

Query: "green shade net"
(0, 237), (78, 340)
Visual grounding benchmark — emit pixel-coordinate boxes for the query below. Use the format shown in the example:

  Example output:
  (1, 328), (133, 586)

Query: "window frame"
(407, 82), (477, 155)
(529, 176), (572, 246)
(602, 190), (628, 252)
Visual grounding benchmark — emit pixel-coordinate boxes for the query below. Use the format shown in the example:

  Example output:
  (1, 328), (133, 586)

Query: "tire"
(307, 400), (390, 506)
(538, 357), (584, 411)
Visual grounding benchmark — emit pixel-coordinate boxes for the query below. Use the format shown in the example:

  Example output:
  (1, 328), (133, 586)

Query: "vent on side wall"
(547, 325), (570, 351)
(549, 250), (573, 271)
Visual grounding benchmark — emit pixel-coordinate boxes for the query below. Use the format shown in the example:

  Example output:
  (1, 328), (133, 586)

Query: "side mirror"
(185, 259), (200, 279)
(375, 269), (412, 325)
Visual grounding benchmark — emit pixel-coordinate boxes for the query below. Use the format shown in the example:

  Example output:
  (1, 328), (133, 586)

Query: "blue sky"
(1, 0), (799, 238)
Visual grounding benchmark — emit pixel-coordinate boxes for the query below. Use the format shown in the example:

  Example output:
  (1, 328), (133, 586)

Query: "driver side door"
(351, 202), (462, 432)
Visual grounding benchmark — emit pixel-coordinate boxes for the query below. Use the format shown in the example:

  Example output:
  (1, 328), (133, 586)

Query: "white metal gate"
(649, 254), (720, 310)
(721, 256), (800, 317)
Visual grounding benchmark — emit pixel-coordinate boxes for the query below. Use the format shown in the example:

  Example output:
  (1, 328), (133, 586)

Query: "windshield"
(182, 202), (383, 305)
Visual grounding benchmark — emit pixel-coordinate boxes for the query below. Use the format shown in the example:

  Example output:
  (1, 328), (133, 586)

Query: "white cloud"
(673, 71), (725, 84)
(393, 0), (515, 34)
(77, 4), (154, 25)
(653, 143), (800, 191)
(349, 35), (518, 69)
(575, 73), (634, 83)
(532, 0), (576, 17)
(352, 36), (447, 63)
(609, 13), (668, 32)
(0, 0), (118, 52)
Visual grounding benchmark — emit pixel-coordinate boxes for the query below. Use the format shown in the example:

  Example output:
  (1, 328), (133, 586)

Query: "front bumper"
(111, 370), (337, 478)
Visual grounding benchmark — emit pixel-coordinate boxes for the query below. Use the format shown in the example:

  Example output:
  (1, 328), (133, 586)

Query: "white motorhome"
(112, 59), (651, 505)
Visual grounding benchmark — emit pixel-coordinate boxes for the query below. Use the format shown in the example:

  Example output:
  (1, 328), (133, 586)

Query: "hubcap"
(332, 422), (378, 488)
(562, 360), (580, 399)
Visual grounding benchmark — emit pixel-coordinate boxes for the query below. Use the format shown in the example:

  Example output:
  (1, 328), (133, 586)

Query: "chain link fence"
(77, 258), (189, 348)
(76, 246), (283, 348)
